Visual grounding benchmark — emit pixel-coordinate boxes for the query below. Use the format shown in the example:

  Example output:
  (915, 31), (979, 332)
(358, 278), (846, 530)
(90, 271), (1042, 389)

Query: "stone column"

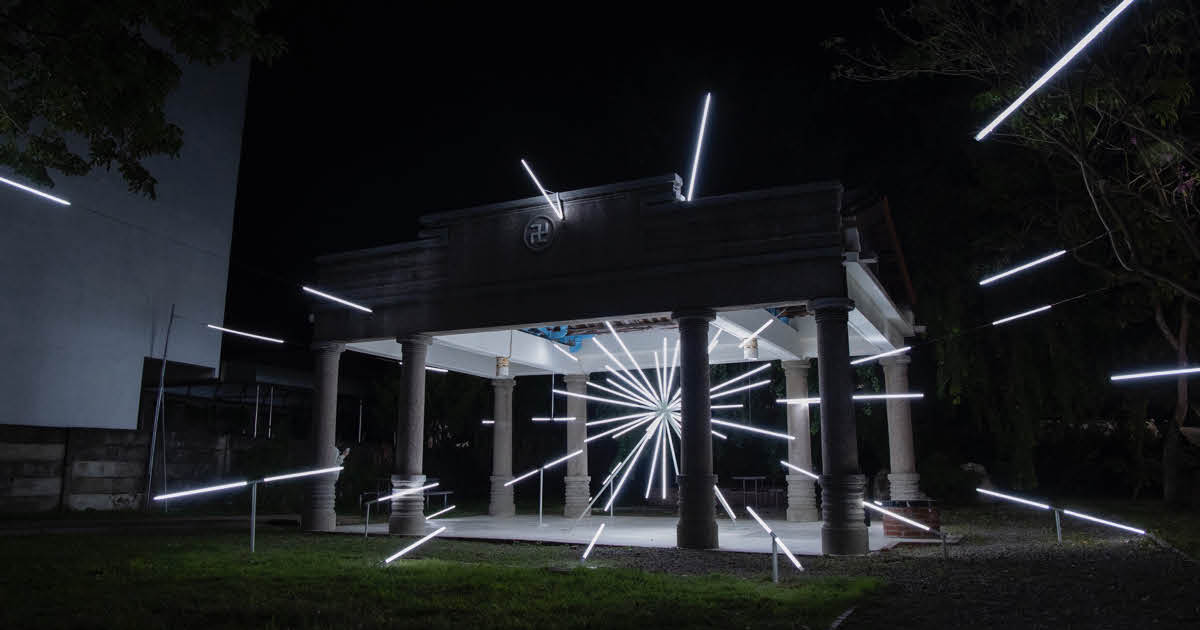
(812, 298), (868, 555)
(882, 355), (922, 500)
(673, 309), (718, 549)
(390, 334), (431, 535)
(783, 360), (819, 521)
(302, 342), (343, 532)
(563, 374), (591, 518)
(488, 377), (516, 517)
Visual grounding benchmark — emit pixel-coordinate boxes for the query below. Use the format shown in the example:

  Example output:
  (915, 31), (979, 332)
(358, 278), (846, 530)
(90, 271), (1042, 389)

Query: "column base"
(820, 473), (868, 555)
(489, 476), (515, 517)
(388, 474), (428, 535)
(563, 475), (591, 518)
(676, 473), (718, 549)
(785, 474), (820, 522)
(301, 476), (337, 532)
(888, 472), (924, 500)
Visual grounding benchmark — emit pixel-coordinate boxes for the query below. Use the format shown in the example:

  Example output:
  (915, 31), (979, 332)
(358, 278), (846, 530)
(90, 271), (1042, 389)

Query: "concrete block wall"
(0, 426), (67, 512)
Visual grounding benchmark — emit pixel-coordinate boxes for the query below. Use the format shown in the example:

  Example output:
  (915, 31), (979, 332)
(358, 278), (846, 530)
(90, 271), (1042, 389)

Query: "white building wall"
(0, 59), (250, 430)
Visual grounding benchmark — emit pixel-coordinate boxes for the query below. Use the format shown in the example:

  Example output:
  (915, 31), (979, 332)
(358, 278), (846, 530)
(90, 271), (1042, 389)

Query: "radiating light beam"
(745, 506), (803, 570)
(301, 286), (373, 313)
(425, 366), (449, 373)
(712, 418), (794, 440)
(551, 343), (579, 362)
(206, 324), (284, 344)
(645, 425), (664, 498)
(1061, 509), (1145, 535)
(520, 158), (563, 219)
(710, 363), (772, 393)
(153, 480), (247, 501)
(710, 404), (743, 410)
(714, 485), (737, 521)
(1111, 366), (1200, 382)
(544, 449), (584, 470)
(588, 380), (657, 409)
(532, 416), (576, 422)
(992, 305), (1052, 326)
(587, 415), (654, 442)
(850, 346), (912, 366)
(586, 412), (653, 427)
(481, 420), (495, 425)
(780, 460), (819, 480)
(605, 321), (659, 402)
(862, 500), (932, 532)
(383, 526), (447, 564)
(505, 469), (539, 487)
(979, 250), (1067, 285)
(605, 424), (658, 511)
(975, 487), (1051, 510)
(372, 482), (440, 504)
(776, 393), (924, 405)
(582, 522), (606, 560)
(556, 388), (649, 411)
(975, 0), (1137, 140)
(709, 379), (771, 400)
(686, 92), (712, 201)
(425, 505), (456, 520)
(0, 175), (71, 205)
(708, 329), (723, 353)
(262, 466), (343, 483)
(738, 320), (772, 348)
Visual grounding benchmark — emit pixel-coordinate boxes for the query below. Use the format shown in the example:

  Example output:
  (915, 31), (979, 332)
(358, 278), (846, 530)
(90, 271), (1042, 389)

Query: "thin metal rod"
(144, 303), (175, 511)
(771, 533), (779, 583)
(268, 387), (274, 438)
(253, 384), (260, 438)
(1054, 508), (1063, 543)
(357, 399), (363, 443)
(250, 482), (258, 553)
(364, 502), (371, 539)
(538, 468), (544, 527)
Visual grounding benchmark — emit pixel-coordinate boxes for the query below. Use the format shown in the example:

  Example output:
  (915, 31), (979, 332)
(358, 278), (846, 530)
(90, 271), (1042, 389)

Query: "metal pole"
(160, 402), (169, 513)
(771, 533), (779, 583)
(144, 304), (175, 511)
(941, 532), (948, 560)
(1054, 509), (1063, 543)
(364, 502), (371, 539)
(250, 482), (258, 553)
(268, 386), (274, 439)
(610, 481), (615, 521)
(253, 385), (260, 438)
(538, 468), (544, 527)
(357, 399), (363, 443)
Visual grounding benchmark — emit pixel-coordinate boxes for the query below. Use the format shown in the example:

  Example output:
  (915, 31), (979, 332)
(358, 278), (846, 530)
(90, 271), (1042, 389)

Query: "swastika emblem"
(523, 215), (556, 251)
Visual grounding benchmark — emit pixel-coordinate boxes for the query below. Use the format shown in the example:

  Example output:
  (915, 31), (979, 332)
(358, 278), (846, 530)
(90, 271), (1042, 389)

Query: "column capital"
(809, 297), (854, 319)
(491, 377), (515, 390)
(311, 341), (345, 353)
(671, 308), (715, 323)
(782, 359), (811, 371)
(562, 373), (589, 385)
(396, 333), (433, 346)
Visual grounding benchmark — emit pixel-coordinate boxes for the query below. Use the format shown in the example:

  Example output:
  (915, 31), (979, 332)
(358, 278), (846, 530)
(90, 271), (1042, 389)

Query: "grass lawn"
(0, 530), (878, 629)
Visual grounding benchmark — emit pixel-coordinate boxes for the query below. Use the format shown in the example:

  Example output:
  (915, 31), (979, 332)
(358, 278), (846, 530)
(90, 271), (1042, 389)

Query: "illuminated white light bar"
(383, 526), (447, 564)
(543, 449), (584, 470)
(1111, 366), (1200, 382)
(714, 485), (736, 521)
(425, 505), (456, 520)
(206, 324), (284, 344)
(153, 480), (247, 501)
(710, 363), (771, 392)
(979, 250), (1067, 286)
(709, 379), (771, 400)
(582, 522), (606, 560)
(555, 388), (647, 411)
(532, 416), (576, 422)
(504, 469), (539, 487)
(712, 419), (794, 440)
(862, 500), (932, 532)
(745, 507), (803, 570)
(686, 92), (712, 201)
(975, 0), (1136, 140)
(850, 346), (912, 365)
(776, 393), (924, 405)
(738, 320), (772, 348)
(710, 404), (743, 410)
(975, 487), (1050, 510)
(1061, 509), (1145, 535)
(373, 482), (440, 504)
(481, 420), (495, 425)
(0, 175), (71, 205)
(301, 286), (373, 313)
(780, 460), (819, 480)
(262, 466), (343, 483)
(711, 429), (728, 440)
(552, 343), (579, 361)
(707, 329), (723, 353)
(992, 304), (1052, 326)
(425, 366), (448, 373)
(520, 158), (564, 220)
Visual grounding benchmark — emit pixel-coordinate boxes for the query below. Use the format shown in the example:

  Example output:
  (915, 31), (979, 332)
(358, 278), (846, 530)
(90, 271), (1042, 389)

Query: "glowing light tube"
(301, 286), (373, 313)
(714, 485), (737, 521)
(712, 419), (794, 440)
(710, 363), (771, 393)
(850, 346), (912, 366)
(504, 469), (539, 487)
(153, 480), (247, 501)
(481, 420), (495, 425)
(555, 388), (648, 411)
(992, 305), (1052, 326)
(262, 466), (343, 483)
(587, 412), (652, 427)
(709, 379), (771, 400)
(586, 415), (654, 442)
(372, 482), (440, 504)
(543, 449), (584, 470)
(710, 404), (743, 410)
(1061, 509), (1145, 535)
(520, 158), (564, 219)
(425, 366), (449, 373)
(745, 507), (803, 570)
(780, 460), (819, 480)
(975, 487), (1050, 510)
(975, 0), (1136, 140)
(582, 522), (606, 560)
(776, 393), (924, 405)
(425, 505), (456, 520)
(978, 250), (1067, 285)
(739, 320), (772, 348)
(206, 324), (284, 344)
(862, 500), (932, 532)
(686, 92), (712, 201)
(532, 417), (576, 422)
(0, 175), (71, 205)
(383, 526), (447, 564)
(1111, 366), (1200, 382)
(552, 343), (579, 361)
